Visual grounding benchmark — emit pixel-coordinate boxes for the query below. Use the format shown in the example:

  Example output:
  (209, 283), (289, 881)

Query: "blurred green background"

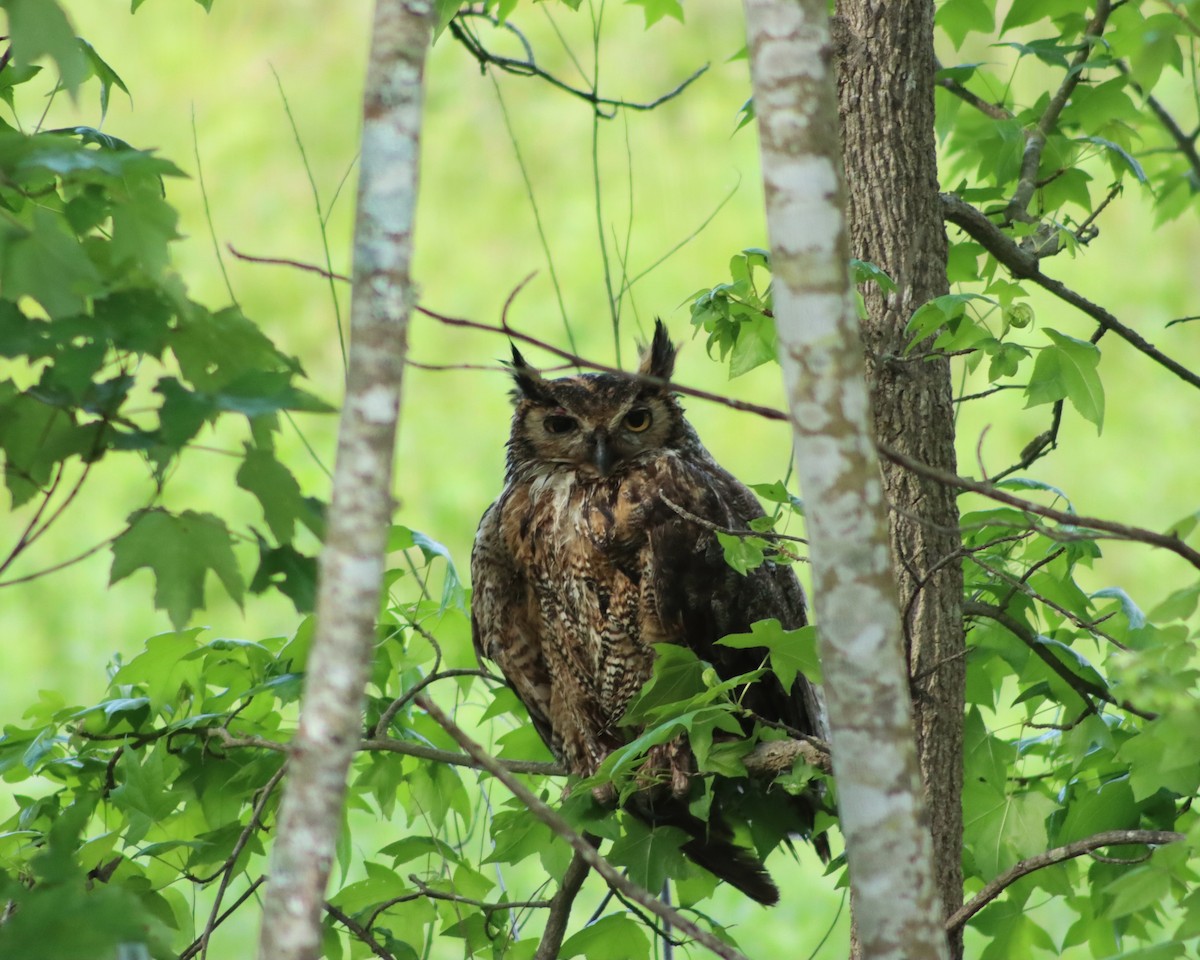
(2, 0), (1198, 954)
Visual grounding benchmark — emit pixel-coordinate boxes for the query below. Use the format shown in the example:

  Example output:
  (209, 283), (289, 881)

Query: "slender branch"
(361, 735), (561, 775)
(934, 68), (1012, 121)
(659, 492), (808, 545)
(534, 849), (593, 960)
(990, 402), (1063, 484)
(963, 601), (1154, 720)
(325, 902), (396, 960)
(1006, 0), (1112, 221)
(414, 694), (752, 960)
(178, 876), (267, 960)
(415, 305), (790, 422)
(202, 767), (286, 960)
(373, 667), (505, 738)
(945, 830), (1185, 932)
(408, 874), (554, 914)
(228, 243), (350, 282)
(1115, 60), (1200, 182)
(448, 11), (708, 120)
(880, 442), (1200, 571)
(940, 192), (1200, 393)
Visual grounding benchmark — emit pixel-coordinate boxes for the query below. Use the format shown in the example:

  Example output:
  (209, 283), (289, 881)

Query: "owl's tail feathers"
(679, 833), (779, 906)
(625, 795), (779, 906)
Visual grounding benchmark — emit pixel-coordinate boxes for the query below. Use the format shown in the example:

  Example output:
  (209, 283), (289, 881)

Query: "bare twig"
(416, 305), (790, 422)
(1006, 0), (1112, 221)
(881, 441), (1200, 571)
(934, 66), (1012, 121)
(945, 830), (1185, 932)
(448, 11), (708, 120)
(660, 492), (808, 548)
(228, 243), (350, 282)
(373, 667), (505, 738)
(414, 694), (753, 960)
(362, 735), (561, 775)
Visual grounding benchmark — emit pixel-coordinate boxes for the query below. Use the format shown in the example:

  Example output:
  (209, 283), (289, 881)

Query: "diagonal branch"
(880, 441), (1200, 572)
(414, 694), (752, 960)
(1006, 0), (1112, 221)
(939, 192), (1200, 394)
(963, 600), (1154, 720)
(1115, 60), (1200, 183)
(945, 830), (1185, 932)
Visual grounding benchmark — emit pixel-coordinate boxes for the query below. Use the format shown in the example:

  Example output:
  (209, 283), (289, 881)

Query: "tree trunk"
(834, 3), (965, 955)
(256, 2), (433, 958)
(744, 1), (949, 958)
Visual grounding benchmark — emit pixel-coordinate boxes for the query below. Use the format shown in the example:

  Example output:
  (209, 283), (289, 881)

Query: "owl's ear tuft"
(638, 318), (677, 382)
(507, 344), (553, 404)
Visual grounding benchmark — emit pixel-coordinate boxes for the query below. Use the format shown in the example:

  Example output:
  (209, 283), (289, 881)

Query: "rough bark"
(834, 3), (965, 955)
(743, 1), (948, 958)
(256, 2), (433, 958)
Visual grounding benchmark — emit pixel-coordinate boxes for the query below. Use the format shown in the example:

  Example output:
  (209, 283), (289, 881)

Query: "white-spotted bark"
(256, 2), (433, 958)
(834, 4), (965, 953)
(743, 1), (949, 957)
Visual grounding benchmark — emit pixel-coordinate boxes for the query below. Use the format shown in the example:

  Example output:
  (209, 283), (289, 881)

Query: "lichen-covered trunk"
(835, 3), (965, 954)
(743, 1), (948, 958)
(256, 3), (433, 958)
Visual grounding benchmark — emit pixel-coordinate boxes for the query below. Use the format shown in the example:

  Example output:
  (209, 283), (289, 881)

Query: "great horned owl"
(471, 320), (823, 905)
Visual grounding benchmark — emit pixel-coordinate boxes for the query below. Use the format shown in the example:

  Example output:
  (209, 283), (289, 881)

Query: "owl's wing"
(644, 452), (823, 740)
(470, 496), (557, 753)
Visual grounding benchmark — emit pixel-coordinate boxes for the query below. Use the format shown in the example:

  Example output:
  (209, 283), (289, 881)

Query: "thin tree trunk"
(743, 1), (948, 958)
(834, 3), (965, 955)
(256, 2), (433, 958)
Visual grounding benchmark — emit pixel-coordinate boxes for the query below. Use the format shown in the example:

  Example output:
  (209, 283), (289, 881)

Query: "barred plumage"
(471, 320), (823, 904)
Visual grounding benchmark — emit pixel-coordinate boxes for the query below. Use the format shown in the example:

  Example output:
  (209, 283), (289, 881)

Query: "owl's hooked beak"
(591, 432), (614, 478)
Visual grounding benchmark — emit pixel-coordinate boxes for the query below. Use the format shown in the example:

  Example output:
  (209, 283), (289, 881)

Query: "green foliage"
(0, 7), (330, 627)
(2, 1), (1199, 959)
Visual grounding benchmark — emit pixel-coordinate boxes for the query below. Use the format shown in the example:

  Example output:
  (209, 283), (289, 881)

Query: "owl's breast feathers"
(471, 450), (817, 770)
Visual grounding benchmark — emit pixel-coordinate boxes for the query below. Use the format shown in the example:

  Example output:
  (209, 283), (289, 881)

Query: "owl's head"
(505, 320), (687, 480)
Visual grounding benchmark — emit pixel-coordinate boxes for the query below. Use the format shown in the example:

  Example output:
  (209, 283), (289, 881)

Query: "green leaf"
(717, 618), (821, 687)
(0, 206), (104, 317)
(248, 542), (317, 613)
(715, 531), (767, 574)
(1025, 328), (1104, 430)
(237, 446), (305, 543)
(561, 914), (651, 960)
(78, 40), (130, 122)
(625, 0), (683, 28)
(606, 819), (690, 894)
(728, 313), (776, 378)
(905, 293), (992, 351)
(937, 0), (994, 48)
(620, 644), (707, 724)
(110, 509), (245, 628)
(0, 0), (89, 92)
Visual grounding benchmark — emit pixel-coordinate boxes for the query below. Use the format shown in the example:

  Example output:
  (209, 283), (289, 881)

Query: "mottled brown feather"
(471, 320), (824, 904)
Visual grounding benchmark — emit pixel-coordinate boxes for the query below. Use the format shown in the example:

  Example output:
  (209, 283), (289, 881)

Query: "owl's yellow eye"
(544, 414), (577, 435)
(624, 408), (652, 433)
